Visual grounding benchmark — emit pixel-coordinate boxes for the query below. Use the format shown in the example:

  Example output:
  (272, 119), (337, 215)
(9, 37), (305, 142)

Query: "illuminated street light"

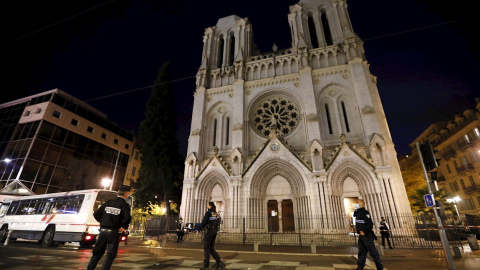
(101, 178), (112, 190)
(1, 158), (12, 178)
(446, 196), (461, 223)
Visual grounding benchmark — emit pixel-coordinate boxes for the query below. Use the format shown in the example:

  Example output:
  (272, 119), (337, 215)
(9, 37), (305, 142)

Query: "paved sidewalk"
(1, 235), (478, 269)
(127, 235), (480, 270)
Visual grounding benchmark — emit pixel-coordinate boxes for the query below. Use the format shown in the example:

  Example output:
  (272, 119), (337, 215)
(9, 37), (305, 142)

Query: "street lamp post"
(101, 178), (112, 190)
(447, 196), (461, 223)
(1, 158), (12, 179)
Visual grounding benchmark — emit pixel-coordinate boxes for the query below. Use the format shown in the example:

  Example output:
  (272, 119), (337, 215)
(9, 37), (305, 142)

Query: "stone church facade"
(180, 0), (411, 233)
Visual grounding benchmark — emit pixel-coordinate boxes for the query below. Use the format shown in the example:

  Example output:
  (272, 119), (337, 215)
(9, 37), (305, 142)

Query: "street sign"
(424, 194), (435, 207)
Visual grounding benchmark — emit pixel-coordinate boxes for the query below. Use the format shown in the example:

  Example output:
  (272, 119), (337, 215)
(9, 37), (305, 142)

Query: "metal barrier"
(141, 213), (479, 249)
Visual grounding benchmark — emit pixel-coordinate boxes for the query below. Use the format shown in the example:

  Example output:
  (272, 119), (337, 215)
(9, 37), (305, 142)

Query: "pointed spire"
(235, 47), (244, 62)
(297, 33), (307, 49)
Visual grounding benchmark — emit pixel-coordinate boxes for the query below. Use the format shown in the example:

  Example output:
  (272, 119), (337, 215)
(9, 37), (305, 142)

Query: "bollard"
(466, 234), (479, 250)
(254, 242), (259, 252)
(162, 236), (167, 248)
(311, 243), (316, 254)
(4, 230), (12, 246)
(452, 246), (462, 258)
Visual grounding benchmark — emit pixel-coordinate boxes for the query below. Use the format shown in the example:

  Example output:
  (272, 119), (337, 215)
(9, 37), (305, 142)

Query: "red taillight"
(121, 236), (127, 241)
(85, 235), (93, 241)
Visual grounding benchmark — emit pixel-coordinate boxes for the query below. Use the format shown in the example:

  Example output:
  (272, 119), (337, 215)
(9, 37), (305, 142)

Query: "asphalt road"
(1, 237), (479, 269)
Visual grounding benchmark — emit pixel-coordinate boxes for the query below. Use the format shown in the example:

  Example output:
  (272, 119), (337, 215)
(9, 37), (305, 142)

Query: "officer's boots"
(215, 261), (226, 269)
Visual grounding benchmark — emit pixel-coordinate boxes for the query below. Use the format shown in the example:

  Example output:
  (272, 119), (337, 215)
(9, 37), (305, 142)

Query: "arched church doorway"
(342, 177), (360, 233)
(211, 184), (224, 220)
(266, 175), (294, 232)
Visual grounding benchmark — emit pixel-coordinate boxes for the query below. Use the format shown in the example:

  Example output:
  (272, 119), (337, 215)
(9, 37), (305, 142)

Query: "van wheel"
(0, 226), (7, 243)
(41, 227), (55, 247)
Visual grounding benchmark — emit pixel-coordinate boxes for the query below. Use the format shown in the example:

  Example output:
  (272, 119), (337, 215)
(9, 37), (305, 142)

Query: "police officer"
(177, 218), (185, 242)
(87, 185), (132, 270)
(379, 217), (393, 249)
(353, 199), (383, 270)
(196, 202), (226, 270)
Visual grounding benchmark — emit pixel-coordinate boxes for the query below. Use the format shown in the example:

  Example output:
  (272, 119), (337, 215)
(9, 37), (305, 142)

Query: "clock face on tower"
(270, 143), (279, 152)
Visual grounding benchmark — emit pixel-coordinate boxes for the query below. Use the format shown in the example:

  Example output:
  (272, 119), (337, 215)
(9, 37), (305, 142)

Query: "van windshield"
(0, 202), (10, 217)
(94, 191), (118, 211)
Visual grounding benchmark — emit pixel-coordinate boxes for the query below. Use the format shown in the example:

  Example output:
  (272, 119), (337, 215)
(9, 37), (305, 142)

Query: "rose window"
(252, 97), (300, 137)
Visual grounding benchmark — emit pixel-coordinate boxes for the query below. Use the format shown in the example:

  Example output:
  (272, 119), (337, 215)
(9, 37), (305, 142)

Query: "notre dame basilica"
(180, 0), (411, 233)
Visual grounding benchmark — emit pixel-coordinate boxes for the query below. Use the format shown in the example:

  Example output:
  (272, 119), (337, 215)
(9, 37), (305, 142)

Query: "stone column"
(277, 199), (283, 232)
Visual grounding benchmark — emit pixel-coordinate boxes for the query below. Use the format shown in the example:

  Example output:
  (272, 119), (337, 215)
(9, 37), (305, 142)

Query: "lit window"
(52, 110), (61, 118)
(468, 198), (475, 210)
(464, 134), (470, 143)
(474, 128), (480, 138)
(71, 119), (79, 126)
(453, 181), (459, 192)
(87, 126), (94, 133)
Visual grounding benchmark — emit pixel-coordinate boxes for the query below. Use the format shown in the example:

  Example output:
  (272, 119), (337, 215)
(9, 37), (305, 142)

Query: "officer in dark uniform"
(196, 202), (226, 270)
(353, 199), (383, 270)
(177, 218), (185, 242)
(87, 185), (132, 270)
(379, 217), (393, 249)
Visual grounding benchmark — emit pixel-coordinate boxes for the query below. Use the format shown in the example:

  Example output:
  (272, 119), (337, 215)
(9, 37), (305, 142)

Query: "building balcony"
(464, 185), (480, 194)
(457, 140), (474, 151)
(456, 163), (474, 174)
(442, 149), (456, 160)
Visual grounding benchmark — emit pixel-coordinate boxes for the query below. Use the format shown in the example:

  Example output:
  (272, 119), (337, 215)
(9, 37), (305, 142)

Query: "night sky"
(4, 0), (479, 157)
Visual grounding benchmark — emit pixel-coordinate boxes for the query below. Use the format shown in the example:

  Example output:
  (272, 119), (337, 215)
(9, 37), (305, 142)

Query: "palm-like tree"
(409, 186), (455, 214)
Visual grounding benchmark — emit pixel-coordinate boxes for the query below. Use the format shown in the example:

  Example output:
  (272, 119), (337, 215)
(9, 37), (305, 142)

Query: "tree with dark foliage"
(134, 62), (183, 216)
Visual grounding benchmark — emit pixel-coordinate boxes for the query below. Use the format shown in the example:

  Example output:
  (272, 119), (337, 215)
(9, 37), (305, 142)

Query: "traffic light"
(435, 200), (445, 216)
(420, 140), (440, 171)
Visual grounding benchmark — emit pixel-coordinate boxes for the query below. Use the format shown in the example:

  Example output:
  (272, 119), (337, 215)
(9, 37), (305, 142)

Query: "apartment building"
(0, 89), (135, 195)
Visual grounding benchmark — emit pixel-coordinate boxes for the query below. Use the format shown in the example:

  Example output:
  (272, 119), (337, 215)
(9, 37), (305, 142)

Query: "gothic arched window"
(217, 35), (224, 68)
(325, 104), (333, 134)
(213, 119), (218, 146)
(225, 117), (230, 145)
(321, 10), (333, 46)
(341, 101), (350, 133)
(308, 15), (319, 48)
(228, 33), (235, 66)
